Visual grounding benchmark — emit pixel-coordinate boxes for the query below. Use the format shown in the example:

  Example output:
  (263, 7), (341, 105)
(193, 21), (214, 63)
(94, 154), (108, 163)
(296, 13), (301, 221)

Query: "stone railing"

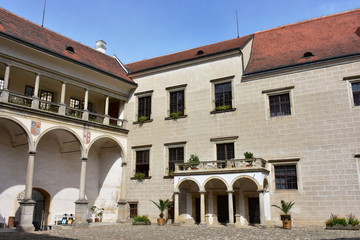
(8, 92), (32, 107)
(175, 158), (267, 174)
(39, 99), (61, 113)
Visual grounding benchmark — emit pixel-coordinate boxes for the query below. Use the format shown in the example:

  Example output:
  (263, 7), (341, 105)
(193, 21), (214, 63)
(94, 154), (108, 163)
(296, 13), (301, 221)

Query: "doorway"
(195, 198), (200, 224)
(217, 195), (228, 224)
(248, 197), (260, 224)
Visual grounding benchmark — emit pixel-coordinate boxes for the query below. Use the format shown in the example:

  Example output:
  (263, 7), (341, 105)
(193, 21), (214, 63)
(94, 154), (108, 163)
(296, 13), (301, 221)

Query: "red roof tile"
(126, 35), (253, 73)
(0, 8), (134, 84)
(244, 9), (360, 75)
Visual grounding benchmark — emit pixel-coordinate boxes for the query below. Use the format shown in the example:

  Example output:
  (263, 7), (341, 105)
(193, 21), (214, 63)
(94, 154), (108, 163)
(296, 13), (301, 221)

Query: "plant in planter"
(188, 154), (200, 169)
(90, 206), (105, 222)
(325, 213), (360, 230)
(215, 105), (231, 111)
(138, 116), (149, 123)
(244, 152), (254, 166)
(170, 111), (182, 119)
(150, 199), (173, 226)
(133, 215), (151, 225)
(135, 172), (145, 181)
(272, 200), (295, 229)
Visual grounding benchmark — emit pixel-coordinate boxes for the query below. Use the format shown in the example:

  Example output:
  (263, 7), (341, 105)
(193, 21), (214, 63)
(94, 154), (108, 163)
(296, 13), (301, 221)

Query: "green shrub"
(347, 213), (360, 226)
(243, 152), (254, 159)
(133, 215), (150, 223)
(138, 116), (149, 123)
(215, 105), (231, 111)
(170, 111), (182, 119)
(326, 214), (347, 226)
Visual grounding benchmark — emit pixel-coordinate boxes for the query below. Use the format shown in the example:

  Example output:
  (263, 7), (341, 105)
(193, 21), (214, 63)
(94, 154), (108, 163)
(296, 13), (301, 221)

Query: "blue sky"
(0, 0), (359, 63)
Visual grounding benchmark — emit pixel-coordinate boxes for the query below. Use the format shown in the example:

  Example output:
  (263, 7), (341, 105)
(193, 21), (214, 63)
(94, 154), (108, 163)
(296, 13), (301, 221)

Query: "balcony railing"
(65, 107), (84, 119)
(174, 158), (267, 175)
(39, 99), (60, 113)
(8, 92), (33, 107)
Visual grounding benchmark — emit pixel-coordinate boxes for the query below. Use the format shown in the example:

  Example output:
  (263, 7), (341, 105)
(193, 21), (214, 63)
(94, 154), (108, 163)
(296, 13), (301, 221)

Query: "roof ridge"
(127, 35), (252, 65)
(254, 8), (360, 35)
(0, 8), (111, 58)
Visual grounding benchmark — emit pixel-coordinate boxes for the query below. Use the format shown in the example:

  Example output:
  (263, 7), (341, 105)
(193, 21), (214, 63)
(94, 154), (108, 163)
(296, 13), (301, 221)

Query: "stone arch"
(230, 175), (261, 191)
(34, 126), (85, 158)
(86, 135), (125, 159)
(0, 116), (34, 151)
(203, 176), (230, 191)
(175, 177), (201, 192)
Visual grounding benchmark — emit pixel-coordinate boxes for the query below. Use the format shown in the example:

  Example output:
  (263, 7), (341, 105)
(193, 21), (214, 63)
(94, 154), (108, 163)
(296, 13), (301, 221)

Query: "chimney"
(95, 40), (107, 53)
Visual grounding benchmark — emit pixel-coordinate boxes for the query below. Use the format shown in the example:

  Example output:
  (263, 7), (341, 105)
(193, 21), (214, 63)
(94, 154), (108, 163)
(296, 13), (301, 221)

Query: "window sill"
(163, 176), (174, 179)
(210, 108), (236, 114)
(164, 115), (187, 120)
(130, 176), (152, 180)
(133, 119), (153, 125)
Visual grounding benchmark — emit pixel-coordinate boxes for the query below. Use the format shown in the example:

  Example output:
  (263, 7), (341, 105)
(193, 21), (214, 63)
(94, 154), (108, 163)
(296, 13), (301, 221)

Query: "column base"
(17, 199), (36, 232)
(75, 199), (89, 224)
(226, 223), (236, 227)
(116, 199), (128, 223)
(198, 223), (207, 226)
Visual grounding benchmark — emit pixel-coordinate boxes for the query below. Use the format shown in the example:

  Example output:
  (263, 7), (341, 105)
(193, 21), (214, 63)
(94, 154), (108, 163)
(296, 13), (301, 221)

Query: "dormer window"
(66, 46), (75, 54)
(196, 50), (204, 55)
(302, 52), (314, 58)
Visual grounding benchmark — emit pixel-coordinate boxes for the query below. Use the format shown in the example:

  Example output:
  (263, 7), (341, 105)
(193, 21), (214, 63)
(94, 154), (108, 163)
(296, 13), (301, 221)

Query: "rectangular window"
(129, 203), (138, 218)
(169, 147), (184, 172)
(352, 82), (360, 106)
(136, 150), (150, 177)
(138, 96), (151, 120)
(39, 90), (54, 110)
(216, 143), (235, 160)
(215, 82), (232, 108)
(170, 90), (184, 115)
(275, 165), (298, 189)
(0, 79), (4, 90)
(269, 93), (291, 117)
(24, 85), (34, 97)
(70, 98), (81, 109)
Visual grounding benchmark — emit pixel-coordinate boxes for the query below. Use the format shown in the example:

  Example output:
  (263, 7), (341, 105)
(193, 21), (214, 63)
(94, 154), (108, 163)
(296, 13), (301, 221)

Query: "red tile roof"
(0, 8), (134, 84)
(244, 9), (360, 75)
(126, 35), (253, 73)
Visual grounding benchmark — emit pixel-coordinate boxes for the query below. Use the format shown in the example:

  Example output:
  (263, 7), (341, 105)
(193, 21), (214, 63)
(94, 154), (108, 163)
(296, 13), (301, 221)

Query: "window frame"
(134, 90), (153, 123)
(128, 202), (138, 218)
(164, 141), (186, 177)
(210, 76), (235, 114)
(0, 79), (4, 91)
(262, 86), (294, 119)
(274, 165), (298, 190)
(269, 158), (301, 193)
(165, 84), (187, 119)
(131, 145), (152, 179)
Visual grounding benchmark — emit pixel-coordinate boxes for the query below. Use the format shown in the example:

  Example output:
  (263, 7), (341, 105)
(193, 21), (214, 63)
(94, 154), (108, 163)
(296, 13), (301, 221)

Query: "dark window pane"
(216, 143), (235, 160)
(129, 203), (138, 218)
(215, 82), (232, 108)
(0, 79), (4, 90)
(275, 165), (297, 189)
(138, 96), (151, 119)
(169, 147), (184, 172)
(269, 93), (291, 117)
(24, 86), (34, 97)
(136, 150), (150, 177)
(170, 90), (184, 115)
(352, 83), (360, 106)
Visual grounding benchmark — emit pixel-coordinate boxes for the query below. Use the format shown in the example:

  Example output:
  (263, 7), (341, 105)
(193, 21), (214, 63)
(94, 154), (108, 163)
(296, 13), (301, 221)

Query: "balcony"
(174, 158), (268, 176)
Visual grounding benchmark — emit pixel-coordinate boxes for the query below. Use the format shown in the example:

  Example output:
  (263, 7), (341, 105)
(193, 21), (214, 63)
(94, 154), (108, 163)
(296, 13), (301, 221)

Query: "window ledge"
(210, 108), (236, 114)
(164, 115), (187, 120)
(133, 119), (153, 125)
(130, 176), (152, 180)
(163, 176), (174, 179)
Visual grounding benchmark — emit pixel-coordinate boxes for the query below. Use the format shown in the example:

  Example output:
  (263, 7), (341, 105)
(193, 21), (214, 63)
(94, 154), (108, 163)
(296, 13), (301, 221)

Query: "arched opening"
(35, 128), (82, 225)
(232, 177), (260, 225)
(177, 179), (200, 224)
(87, 137), (123, 222)
(204, 178), (229, 225)
(0, 117), (30, 227)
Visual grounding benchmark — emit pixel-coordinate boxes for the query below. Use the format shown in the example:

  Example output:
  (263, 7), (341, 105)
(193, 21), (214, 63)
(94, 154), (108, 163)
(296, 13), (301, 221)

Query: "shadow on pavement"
(0, 232), (77, 240)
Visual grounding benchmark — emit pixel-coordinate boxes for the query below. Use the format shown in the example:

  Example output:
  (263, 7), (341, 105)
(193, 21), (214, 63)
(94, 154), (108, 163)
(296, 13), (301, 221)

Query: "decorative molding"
(268, 157), (300, 163)
(210, 136), (239, 142)
(134, 90), (153, 96)
(343, 75), (360, 81)
(262, 86), (294, 94)
(210, 75), (235, 83)
(165, 84), (187, 91)
(164, 141), (187, 146)
(354, 154), (360, 158)
(131, 144), (152, 149)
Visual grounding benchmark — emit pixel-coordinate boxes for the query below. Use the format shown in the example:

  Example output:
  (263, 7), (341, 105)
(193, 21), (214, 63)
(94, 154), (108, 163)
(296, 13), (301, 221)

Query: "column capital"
(28, 151), (36, 156)
(198, 190), (206, 194)
(81, 157), (88, 161)
(174, 190), (180, 194)
(226, 190), (234, 194)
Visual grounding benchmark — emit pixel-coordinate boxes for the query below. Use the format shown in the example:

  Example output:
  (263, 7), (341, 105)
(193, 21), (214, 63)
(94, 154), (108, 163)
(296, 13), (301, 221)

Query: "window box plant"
(215, 105), (231, 111)
(272, 200), (295, 229)
(90, 205), (105, 222)
(132, 215), (151, 225)
(325, 214), (360, 230)
(188, 154), (200, 169)
(150, 199), (173, 226)
(138, 116), (149, 123)
(170, 111), (182, 119)
(135, 172), (145, 181)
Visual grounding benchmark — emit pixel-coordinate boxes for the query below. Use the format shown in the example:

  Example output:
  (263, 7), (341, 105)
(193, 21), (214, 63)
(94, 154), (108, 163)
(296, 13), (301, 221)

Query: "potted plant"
(325, 213), (360, 230)
(135, 172), (145, 181)
(90, 206), (105, 222)
(244, 152), (254, 166)
(133, 215), (151, 225)
(170, 111), (182, 119)
(272, 200), (295, 229)
(215, 105), (231, 111)
(188, 154), (200, 169)
(138, 116), (149, 123)
(150, 199), (173, 226)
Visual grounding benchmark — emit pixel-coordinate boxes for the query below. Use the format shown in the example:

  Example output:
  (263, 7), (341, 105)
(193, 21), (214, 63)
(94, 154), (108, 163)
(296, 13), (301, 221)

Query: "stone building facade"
(0, 7), (359, 230)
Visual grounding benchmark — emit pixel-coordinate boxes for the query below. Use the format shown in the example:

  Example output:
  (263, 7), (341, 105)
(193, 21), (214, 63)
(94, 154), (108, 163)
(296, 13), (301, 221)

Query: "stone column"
(75, 158), (89, 225)
(117, 161), (128, 223)
(31, 74), (40, 109)
(0, 64), (10, 102)
(59, 82), (66, 115)
(236, 191), (248, 226)
(199, 191), (206, 225)
(186, 192), (192, 217)
(117, 200), (128, 223)
(103, 96), (110, 125)
(227, 190), (235, 226)
(82, 89), (89, 120)
(258, 190), (266, 227)
(18, 151), (36, 231)
(174, 191), (180, 223)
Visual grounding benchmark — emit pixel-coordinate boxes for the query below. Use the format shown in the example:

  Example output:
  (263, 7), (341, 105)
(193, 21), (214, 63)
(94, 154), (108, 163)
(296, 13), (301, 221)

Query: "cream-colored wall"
(126, 52), (360, 225)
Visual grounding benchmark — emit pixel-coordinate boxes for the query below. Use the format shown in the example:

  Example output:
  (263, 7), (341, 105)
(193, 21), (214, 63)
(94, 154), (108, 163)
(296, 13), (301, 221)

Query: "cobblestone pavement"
(1, 223), (360, 240)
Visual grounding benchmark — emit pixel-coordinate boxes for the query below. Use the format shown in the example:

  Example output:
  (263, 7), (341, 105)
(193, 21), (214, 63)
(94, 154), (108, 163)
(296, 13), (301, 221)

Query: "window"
(39, 90), (54, 110)
(170, 90), (184, 115)
(215, 82), (232, 108)
(352, 82), (360, 106)
(138, 96), (151, 120)
(136, 150), (150, 177)
(70, 98), (81, 109)
(269, 93), (291, 117)
(0, 79), (4, 90)
(24, 85), (34, 97)
(275, 165), (298, 189)
(129, 203), (138, 218)
(216, 143), (235, 160)
(169, 147), (184, 172)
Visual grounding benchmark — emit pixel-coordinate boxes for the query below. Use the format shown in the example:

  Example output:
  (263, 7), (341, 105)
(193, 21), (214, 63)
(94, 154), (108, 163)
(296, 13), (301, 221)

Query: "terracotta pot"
(282, 219), (292, 229)
(157, 218), (166, 226)
(95, 218), (100, 222)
